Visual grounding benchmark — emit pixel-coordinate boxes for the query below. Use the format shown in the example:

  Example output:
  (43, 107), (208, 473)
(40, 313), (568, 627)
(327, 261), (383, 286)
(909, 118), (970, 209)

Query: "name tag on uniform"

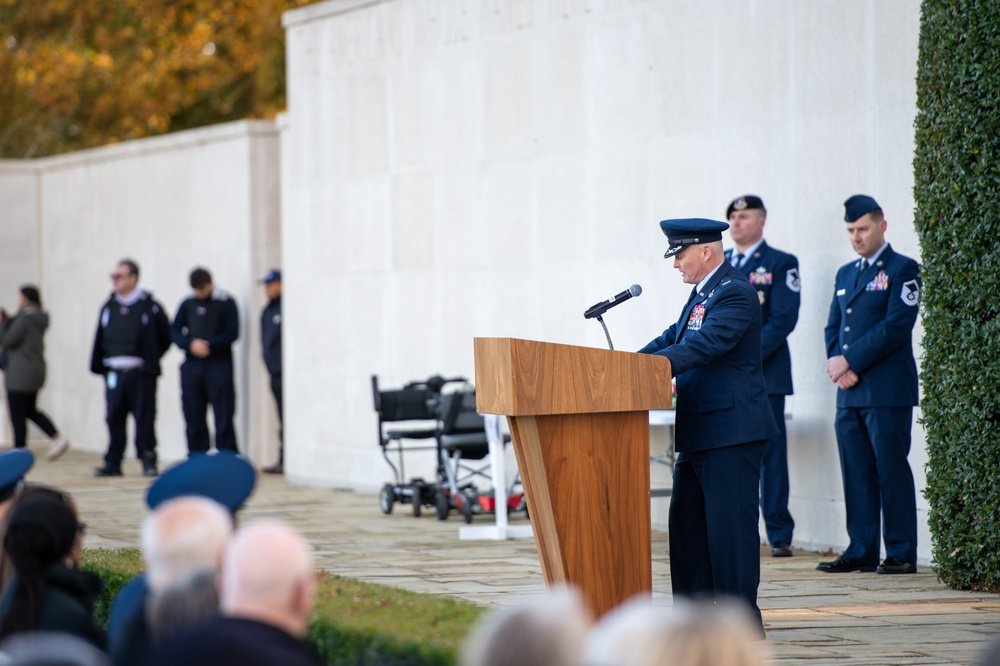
(837, 288), (846, 296)
(687, 304), (705, 331)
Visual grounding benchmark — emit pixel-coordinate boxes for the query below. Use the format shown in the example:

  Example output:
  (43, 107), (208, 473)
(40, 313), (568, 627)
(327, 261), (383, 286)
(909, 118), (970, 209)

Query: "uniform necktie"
(855, 258), (868, 288)
(733, 253), (745, 268)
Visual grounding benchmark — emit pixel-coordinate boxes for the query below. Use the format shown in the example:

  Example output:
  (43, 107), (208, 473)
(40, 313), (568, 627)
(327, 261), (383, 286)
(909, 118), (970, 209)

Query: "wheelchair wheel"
(412, 494), (422, 517)
(379, 484), (394, 515)
(435, 491), (450, 521)
(461, 497), (474, 524)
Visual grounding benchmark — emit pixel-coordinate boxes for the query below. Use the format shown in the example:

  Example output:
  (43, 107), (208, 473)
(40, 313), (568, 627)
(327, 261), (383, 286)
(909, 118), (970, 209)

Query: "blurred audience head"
(140, 496), (232, 641)
(461, 586), (592, 666)
(0, 489), (79, 639)
(219, 521), (314, 638)
(585, 597), (769, 666)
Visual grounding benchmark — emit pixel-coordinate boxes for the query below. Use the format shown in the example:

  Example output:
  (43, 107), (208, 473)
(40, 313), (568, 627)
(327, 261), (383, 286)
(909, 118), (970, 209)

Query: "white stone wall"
(282, 0), (928, 560)
(0, 121), (282, 470)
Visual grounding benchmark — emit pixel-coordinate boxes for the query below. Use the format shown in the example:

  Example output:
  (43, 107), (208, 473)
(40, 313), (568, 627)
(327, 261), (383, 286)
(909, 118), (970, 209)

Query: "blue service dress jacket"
(725, 242), (800, 396)
(824, 244), (920, 408)
(639, 261), (777, 450)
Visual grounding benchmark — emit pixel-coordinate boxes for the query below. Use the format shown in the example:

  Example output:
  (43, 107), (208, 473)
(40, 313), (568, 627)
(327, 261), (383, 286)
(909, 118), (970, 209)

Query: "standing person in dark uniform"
(91, 259), (171, 478)
(725, 195), (801, 558)
(259, 270), (283, 474)
(818, 195), (921, 575)
(638, 218), (777, 636)
(170, 268), (240, 454)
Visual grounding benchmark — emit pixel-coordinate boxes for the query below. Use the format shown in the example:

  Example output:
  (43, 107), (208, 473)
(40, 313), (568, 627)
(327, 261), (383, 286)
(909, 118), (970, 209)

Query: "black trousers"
(180, 357), (238, 454)
(104, 370), (158, 467)
(7, 391), (58, 448)
(270, 373), (283, 463)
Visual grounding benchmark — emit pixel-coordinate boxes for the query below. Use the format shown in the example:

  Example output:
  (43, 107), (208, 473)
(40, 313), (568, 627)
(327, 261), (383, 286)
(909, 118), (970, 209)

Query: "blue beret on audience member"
(725, 195), (766, 219)
(844, 194), (882, 222)
(658, 218), (731, 258)
(146, 451), (256, 513)
(0, 449), (34, 503)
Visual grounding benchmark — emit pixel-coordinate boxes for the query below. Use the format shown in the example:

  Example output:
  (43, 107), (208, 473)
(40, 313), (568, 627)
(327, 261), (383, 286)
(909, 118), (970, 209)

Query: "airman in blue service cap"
(659, 218), (730, 258)
(843, 194), (881, 222)
(146, 451), (256, 513)
(258, 269), (281, 284)
(726, 195), (766, 219)
(0, 449), (34, 503)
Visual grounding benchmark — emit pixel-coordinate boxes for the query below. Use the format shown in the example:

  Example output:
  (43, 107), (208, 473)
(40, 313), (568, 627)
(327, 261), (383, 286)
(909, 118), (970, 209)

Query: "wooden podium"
(473, 337), (672, 618)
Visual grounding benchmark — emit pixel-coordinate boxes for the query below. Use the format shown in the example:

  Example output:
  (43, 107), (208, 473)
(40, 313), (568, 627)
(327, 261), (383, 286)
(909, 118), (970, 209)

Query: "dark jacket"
(639, 261), (778, 452)
(170, 289), (240, 360)
(151, 615), (322, 666)
(0, 307), (49, 393)
(90, 290), (171, 377)
(0, 565), (106, 650)
(725, 241), (800, 396)
(824, 243), (921, 408)
(261, 296), (282, 377)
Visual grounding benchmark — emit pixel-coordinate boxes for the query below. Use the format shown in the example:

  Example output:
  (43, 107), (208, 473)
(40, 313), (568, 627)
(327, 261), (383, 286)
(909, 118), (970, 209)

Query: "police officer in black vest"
(91, 259), (171, 477)
(170, 267), (240, 454)
(259, 269), (283, 474)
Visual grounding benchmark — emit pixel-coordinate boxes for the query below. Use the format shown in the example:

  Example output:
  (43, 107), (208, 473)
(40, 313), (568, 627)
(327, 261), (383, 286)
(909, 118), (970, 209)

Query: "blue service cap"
(726, 195), (766, 219)
(0, 449), (34, 502)
(258, 269), (281, 284)
(146, 451), (256, 513)
(659, 218), (730, 258)
(844, 195), (881, 222)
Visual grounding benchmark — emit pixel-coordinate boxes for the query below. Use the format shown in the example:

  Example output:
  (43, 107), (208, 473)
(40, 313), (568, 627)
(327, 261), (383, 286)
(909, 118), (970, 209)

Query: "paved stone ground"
(26, 449), (1000, 665)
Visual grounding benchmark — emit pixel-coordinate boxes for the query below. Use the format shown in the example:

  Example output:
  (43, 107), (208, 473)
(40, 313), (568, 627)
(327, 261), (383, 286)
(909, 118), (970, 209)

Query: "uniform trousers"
(104, 369), (158, 466)
(669, 440), (766, 631)
(180, 357), (238, 454)
(835, 406), (917, 564)
(761, 393), (794, 545)
(6, 390), (58, 448)
(270, 373), (283, 462)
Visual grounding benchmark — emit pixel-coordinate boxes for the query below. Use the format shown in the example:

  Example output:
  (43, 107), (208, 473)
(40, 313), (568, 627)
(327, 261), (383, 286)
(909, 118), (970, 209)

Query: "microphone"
(584, 284), (642, 319)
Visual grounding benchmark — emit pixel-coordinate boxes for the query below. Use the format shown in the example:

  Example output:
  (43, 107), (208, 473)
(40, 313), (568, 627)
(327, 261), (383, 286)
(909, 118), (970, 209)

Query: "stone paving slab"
(22, 449), (1000, 665)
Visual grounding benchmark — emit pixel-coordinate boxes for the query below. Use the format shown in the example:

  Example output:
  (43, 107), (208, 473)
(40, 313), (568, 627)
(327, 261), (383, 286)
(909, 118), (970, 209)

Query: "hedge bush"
(914, 0), (1000, 590)
(81, 549), (482, 665)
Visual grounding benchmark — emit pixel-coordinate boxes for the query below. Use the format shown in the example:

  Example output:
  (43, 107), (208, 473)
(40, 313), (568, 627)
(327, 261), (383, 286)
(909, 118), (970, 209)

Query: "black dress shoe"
(816, 555), (877, 573)
(771, 542), (793, 558)
(94, 465), (123, 477)
(262, 463), (284, 475)
(877, 557), (916, 574)
(142, 461), (159, 477)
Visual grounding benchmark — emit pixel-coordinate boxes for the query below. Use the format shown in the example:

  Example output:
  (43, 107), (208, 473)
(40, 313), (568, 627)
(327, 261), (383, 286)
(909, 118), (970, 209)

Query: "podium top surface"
(473, 337), (672, 416)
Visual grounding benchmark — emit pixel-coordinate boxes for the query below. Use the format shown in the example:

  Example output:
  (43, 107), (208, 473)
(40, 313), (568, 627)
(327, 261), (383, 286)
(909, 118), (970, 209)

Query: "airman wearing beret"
(725, 195), (801, 559)
(818, 195), (920, 575)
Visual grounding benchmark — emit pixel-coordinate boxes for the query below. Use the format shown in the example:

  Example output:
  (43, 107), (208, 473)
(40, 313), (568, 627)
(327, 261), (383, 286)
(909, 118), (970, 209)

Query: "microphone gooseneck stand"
(596, 314), (614, 350)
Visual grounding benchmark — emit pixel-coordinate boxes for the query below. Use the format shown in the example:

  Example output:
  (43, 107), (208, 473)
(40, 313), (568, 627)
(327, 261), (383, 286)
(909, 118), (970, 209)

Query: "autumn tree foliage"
(0, 0), (318, 157)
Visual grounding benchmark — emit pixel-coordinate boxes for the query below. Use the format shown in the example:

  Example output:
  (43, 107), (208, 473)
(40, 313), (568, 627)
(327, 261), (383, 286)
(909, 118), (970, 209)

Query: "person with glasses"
(90, 259), (171, 478)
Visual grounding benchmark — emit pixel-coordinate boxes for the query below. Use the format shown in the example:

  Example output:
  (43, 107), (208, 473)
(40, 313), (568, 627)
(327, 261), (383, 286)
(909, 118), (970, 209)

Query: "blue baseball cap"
(659, 218), (730, 258)
(0, 449), (34, 503)
(844, 195), (881, 222)
(146, 451), (256, 513)
(258, 269), (281, 284)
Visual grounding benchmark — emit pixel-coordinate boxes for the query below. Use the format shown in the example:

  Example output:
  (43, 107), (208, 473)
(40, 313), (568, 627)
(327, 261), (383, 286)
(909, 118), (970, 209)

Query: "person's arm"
(90, 305), (108, 375)
(0, 315), (26, 349)
(151, 300), (172, 358)
(659, 287), (756, 375)
(638, 322), (678, 355)
(761, 254), (800, 360)
(842, 261), (921, 374)
(207, 297), (239, 348)
(169, 299), (192, 351)
(824, 270), (844, 360)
